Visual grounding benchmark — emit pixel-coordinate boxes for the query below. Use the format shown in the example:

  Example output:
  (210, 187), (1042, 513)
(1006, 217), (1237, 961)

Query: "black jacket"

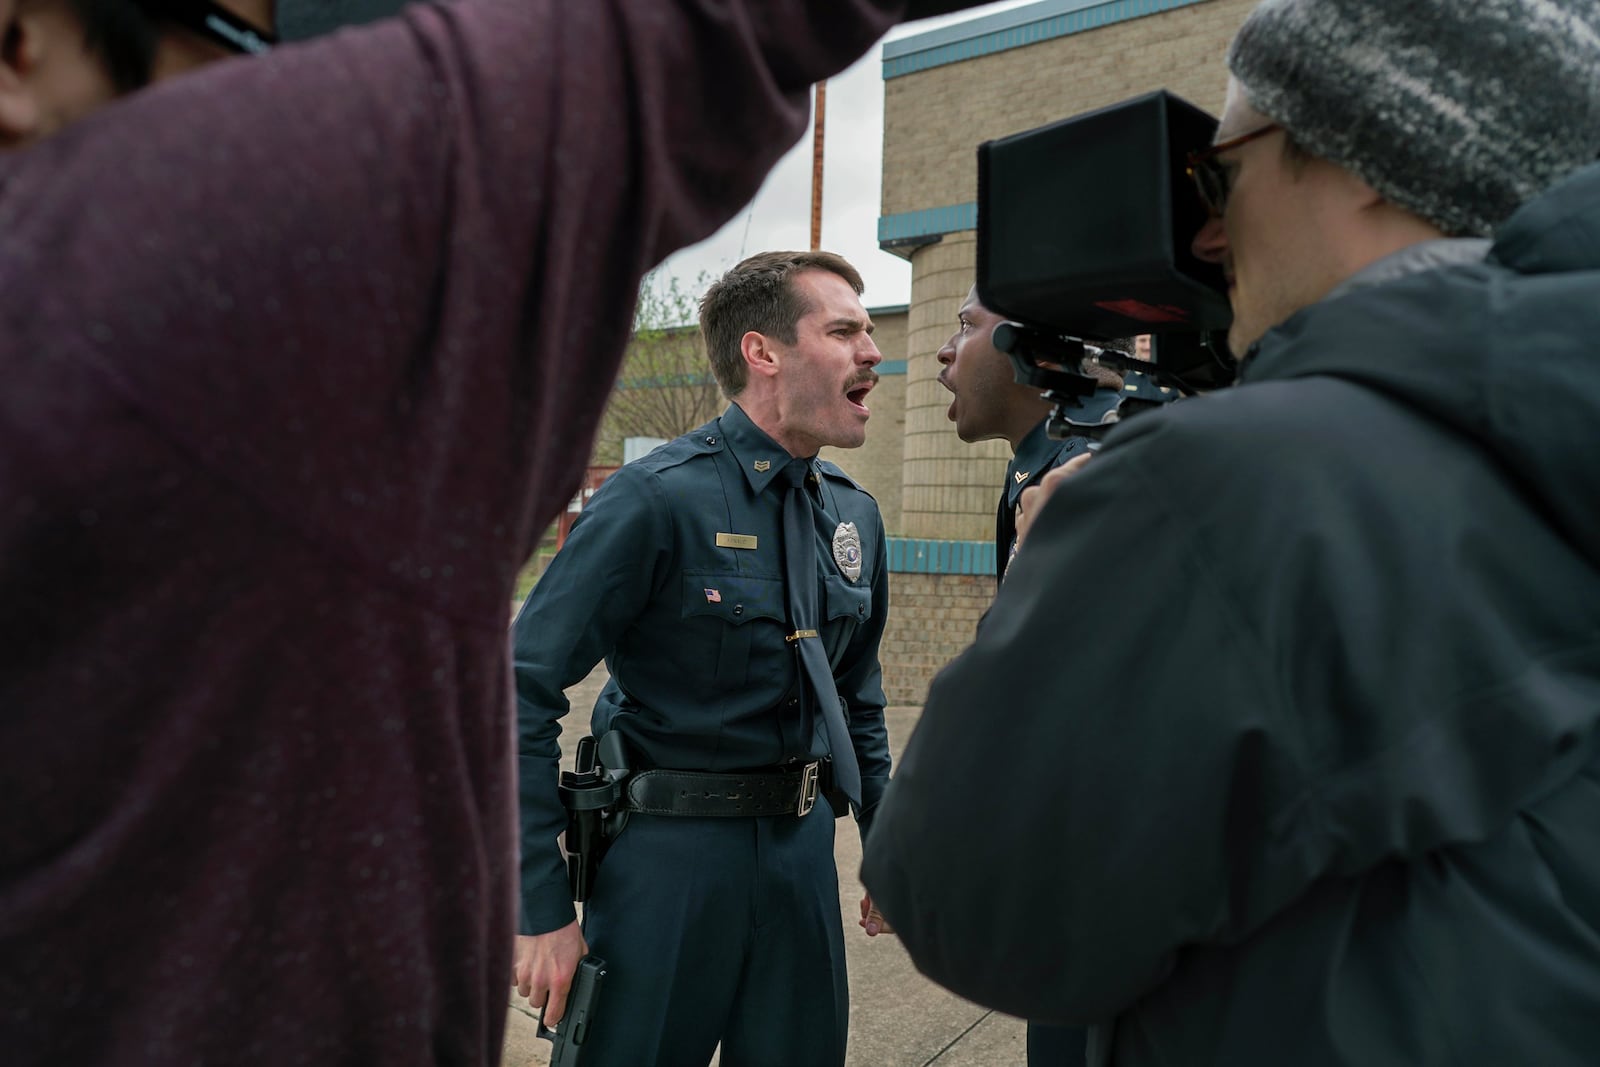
(862, 163), (1600, 1065)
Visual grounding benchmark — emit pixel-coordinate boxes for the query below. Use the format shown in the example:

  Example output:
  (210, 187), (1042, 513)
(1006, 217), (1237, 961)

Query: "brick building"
(866, 0), (1255, 702)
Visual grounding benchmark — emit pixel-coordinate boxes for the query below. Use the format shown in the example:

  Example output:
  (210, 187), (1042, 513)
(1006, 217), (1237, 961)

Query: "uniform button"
(733, 604), (743, 615)
(705, 436), (717, 444)
(788, 697), (798, 707)
(858, 604), (865, 616)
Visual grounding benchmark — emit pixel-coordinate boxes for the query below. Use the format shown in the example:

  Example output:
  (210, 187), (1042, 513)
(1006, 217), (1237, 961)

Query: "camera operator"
(863, 1), (1600, 1064)
(0, 0), (991, 1063)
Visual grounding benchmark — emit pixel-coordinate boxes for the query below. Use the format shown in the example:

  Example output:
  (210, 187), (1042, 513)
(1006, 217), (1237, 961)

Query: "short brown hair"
(698, 251), (865, 398)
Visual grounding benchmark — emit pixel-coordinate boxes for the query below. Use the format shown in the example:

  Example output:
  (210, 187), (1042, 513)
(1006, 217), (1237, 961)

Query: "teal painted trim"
(887, 537), (995, 576)
(877, 359), (908, 376)
(883, 0), (1212, 79)
(878, 202), (977, 245)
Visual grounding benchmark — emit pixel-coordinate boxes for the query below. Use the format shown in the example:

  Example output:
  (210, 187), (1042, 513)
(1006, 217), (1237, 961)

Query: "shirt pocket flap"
(682, 574), (786, 626)
(824, 579), (873, 624)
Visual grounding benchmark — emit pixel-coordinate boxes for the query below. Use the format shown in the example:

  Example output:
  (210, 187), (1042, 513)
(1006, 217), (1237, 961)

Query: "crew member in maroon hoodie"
(0, 1), (985, 1062)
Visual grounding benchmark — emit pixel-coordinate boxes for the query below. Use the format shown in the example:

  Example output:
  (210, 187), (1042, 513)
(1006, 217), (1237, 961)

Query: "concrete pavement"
(500, 669), (1026, 1067)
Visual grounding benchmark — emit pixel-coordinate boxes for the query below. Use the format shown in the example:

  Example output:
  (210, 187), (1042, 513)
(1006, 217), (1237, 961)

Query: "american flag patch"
(704, 588), (722, 603)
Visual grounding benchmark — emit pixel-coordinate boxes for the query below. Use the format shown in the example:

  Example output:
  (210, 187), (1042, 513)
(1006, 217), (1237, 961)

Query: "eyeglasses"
(133, 0), (277, 56)
(1185, 123), (1280, 217)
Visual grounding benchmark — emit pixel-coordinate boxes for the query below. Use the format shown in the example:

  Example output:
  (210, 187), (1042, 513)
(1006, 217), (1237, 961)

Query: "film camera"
(976, 91), (1235, 439)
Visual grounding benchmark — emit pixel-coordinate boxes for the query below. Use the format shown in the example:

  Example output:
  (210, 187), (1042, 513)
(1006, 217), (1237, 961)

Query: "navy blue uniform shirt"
(513, 403), (891, 934)
(1121, 369), (1180, 404)
(997, 387), (1122, 582)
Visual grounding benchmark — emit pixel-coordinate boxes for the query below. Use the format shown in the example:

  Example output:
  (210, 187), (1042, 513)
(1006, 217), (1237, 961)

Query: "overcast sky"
(654, 1), (1038, 315)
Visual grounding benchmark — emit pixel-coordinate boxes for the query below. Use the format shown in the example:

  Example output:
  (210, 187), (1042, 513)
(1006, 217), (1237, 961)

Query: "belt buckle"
(795, 760), (820, 817)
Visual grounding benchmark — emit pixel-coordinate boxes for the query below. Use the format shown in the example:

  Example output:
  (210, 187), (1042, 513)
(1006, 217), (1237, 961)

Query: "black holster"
(557, 734), (627, 902)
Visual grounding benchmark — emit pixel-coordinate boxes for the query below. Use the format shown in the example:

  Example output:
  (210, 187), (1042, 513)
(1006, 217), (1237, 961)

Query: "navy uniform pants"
(578, 797), (848, 1067)
(1028, 1023), (1087, 1065)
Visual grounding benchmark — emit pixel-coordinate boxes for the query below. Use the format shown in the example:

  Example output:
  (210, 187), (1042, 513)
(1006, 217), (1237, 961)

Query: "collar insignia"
(754, 460), (771, 473)
(1013, 470), (1029, 484)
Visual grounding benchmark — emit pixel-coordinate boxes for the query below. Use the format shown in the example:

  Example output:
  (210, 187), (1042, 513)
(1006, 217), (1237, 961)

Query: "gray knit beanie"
(1227, 0), (1600, 237)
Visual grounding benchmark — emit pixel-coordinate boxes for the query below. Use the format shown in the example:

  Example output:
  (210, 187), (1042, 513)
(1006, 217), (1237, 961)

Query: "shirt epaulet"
(630, 426), (725, 475)
(814, 459), (869, 493)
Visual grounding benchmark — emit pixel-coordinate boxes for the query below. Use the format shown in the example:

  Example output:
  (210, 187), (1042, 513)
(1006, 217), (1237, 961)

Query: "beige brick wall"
(882, 0), (1256, 216)
(868, 304), (909, 369)
(880, 572), (994, 705)
(898, 233), (1009, 541)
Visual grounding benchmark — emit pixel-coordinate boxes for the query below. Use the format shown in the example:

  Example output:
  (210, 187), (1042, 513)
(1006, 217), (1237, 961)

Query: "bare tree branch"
(593, 271), (724, 461)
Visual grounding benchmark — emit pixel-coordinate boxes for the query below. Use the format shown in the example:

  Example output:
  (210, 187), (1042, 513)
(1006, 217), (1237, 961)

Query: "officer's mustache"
(845, 371), (880, 392)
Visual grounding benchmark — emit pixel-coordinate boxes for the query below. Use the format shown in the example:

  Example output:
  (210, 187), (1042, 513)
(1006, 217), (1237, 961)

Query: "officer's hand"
(512, 922), (588, 1026)
(1014, 452), (1093, 551)
(859, 893), (894, 937)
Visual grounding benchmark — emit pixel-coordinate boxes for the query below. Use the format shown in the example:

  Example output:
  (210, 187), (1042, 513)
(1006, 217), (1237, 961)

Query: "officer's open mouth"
(846, 376), (876, 413)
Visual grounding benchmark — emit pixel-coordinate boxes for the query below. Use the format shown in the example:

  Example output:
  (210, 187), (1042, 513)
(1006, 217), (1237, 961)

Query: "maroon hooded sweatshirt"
(0, 1), (900, 1062)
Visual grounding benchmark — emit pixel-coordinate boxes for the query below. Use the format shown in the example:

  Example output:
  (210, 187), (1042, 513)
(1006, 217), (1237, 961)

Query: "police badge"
(832, 522), (863, 583)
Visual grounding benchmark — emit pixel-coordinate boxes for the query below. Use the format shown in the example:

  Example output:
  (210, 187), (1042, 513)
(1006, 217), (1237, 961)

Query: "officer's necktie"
(781, 458), (862, 808)
(995, 490), (1015, 584)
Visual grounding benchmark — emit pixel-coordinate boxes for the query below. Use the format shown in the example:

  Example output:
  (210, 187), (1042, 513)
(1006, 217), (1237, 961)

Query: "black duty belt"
(623, 760), (825, 818)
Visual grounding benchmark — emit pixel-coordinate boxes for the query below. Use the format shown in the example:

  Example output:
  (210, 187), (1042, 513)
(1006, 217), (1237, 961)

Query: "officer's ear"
(0, 0), (44, 143)
(740, 330), (782, 381)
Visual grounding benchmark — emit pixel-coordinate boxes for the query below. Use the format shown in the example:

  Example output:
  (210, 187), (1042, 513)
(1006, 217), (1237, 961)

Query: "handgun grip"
(538, 955), (607, 1067)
